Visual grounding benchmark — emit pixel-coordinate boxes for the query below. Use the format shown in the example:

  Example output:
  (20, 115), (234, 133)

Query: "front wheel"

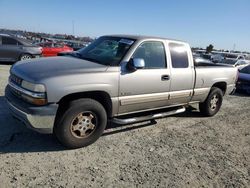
(20, 54), (32, 61)
(199, 87), (223, 117)
(54, 98), (107, 149)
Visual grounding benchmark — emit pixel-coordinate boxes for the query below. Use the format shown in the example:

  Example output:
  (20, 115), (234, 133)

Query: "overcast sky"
(0, 0), (250, 51)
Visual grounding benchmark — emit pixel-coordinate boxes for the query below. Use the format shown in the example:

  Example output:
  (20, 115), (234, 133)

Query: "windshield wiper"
(77, 54), (102, 64)
(58, 51), (79, 58)
(67, 51), (82, 58)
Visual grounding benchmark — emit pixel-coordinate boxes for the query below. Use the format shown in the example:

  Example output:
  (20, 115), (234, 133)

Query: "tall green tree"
(206, 44), (214, 53)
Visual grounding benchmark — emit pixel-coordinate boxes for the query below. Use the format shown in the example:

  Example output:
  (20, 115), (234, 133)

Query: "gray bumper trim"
(6, 99), (55, 134)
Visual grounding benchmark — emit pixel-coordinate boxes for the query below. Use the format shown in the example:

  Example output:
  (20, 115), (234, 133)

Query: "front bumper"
(5, 86), (58, 134)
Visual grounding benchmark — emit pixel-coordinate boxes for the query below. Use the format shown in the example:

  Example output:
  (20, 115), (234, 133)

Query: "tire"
(54, 98), (107, 149)
(199, 87), (223, 117)
(20, 54), (32, 61)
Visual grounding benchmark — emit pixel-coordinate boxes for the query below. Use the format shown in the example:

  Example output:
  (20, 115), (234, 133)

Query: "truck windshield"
(77, 36), (135, 66)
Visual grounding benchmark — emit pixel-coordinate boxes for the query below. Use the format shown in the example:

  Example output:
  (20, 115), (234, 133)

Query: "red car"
(40, 42), (73, 57)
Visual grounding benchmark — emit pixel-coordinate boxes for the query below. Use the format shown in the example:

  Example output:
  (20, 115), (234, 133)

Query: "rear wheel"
(199, 87), (223, 117)
(54, 98), (107, 149)
(20, 54), (32, 61)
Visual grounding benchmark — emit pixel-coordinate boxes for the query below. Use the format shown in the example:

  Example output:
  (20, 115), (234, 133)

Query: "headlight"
(21, 81), (47, 105)
(21, 80), (46, 92)
(9, 75), (47, 105)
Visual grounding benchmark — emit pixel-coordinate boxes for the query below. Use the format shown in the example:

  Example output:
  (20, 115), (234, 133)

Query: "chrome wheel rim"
(70, 112), (97, 138)
(210, 94), (219, 111)
(20, 55), (31, 60)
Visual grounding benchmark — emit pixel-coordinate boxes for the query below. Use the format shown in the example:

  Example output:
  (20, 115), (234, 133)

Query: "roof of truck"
(105, 34), (186, 43)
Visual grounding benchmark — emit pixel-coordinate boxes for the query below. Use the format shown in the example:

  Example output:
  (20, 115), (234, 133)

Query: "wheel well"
(212, 82), (227, 95)
(56, 91), (113, 118)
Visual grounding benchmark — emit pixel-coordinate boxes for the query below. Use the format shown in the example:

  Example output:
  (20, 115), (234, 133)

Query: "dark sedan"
(0, 34), (42, 63)
(237, 65), (250, 94)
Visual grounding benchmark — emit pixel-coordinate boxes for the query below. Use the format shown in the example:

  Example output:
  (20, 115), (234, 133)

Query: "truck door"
(119, 41), (171, 115)
(168, 42), (195, 105)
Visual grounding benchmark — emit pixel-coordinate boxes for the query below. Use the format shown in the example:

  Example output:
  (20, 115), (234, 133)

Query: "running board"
(111, 107), (186, 125)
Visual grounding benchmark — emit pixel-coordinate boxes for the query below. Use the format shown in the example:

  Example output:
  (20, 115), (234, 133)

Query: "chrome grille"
(10, 74), (22, 86)
(9, 85), (22, 98)
(9, 74), (23, 98)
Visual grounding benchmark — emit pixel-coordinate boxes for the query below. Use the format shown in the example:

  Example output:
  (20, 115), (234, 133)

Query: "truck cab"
(118, 37), (194, 114)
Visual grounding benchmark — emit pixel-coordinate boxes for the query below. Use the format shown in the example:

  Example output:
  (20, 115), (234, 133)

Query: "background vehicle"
(236, 65), (250, 94)
(201, 53), (212, 60)
(224, 53), (245, 61)
(67, 42), (86, 51)
(211, 54), (224, 63)
(5, 35), (238, 149)
(245, 55), (250, 60)
(194, 55), (213, 64)
(221, 53), (245, 65)
(39, 42), (73, 57)
(234, 59), (250, 69)
(0, 34), (42, 62)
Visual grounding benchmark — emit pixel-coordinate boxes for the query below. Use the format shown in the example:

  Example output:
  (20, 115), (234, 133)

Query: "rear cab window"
(169, 42), (189, 68)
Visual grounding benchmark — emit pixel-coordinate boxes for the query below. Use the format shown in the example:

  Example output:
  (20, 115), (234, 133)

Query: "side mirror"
(127, 58), (145, 71)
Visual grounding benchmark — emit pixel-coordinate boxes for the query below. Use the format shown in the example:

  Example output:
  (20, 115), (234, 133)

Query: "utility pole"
(72, 20), (75, 36)
(233, 43), (236, 52)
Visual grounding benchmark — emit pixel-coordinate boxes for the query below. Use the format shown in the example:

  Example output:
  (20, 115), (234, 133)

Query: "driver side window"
(133, 41), (167, 69)
(2, 36), (18, 45)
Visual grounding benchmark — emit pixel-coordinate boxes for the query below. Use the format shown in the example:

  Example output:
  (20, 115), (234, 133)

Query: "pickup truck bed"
(193, 65), (236, 102)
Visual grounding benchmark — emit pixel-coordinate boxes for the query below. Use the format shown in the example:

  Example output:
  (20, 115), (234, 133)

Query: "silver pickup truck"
(5, 35), (238, 148)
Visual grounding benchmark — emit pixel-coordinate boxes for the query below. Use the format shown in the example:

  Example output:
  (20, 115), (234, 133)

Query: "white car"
(234, 60), (250, 69)
(224, 53), (245, 61)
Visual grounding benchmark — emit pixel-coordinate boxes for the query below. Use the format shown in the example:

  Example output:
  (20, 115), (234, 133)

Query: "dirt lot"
(0, 64), (249, 187)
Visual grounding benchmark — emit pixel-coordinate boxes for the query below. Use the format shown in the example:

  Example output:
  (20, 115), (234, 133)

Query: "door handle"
(161, 75), (170, 81)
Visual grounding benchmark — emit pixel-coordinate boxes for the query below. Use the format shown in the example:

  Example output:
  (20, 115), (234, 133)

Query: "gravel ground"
(0, 64), (249, 188)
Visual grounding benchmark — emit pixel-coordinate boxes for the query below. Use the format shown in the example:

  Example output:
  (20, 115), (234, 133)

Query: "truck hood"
(11, 56), (108, 82)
